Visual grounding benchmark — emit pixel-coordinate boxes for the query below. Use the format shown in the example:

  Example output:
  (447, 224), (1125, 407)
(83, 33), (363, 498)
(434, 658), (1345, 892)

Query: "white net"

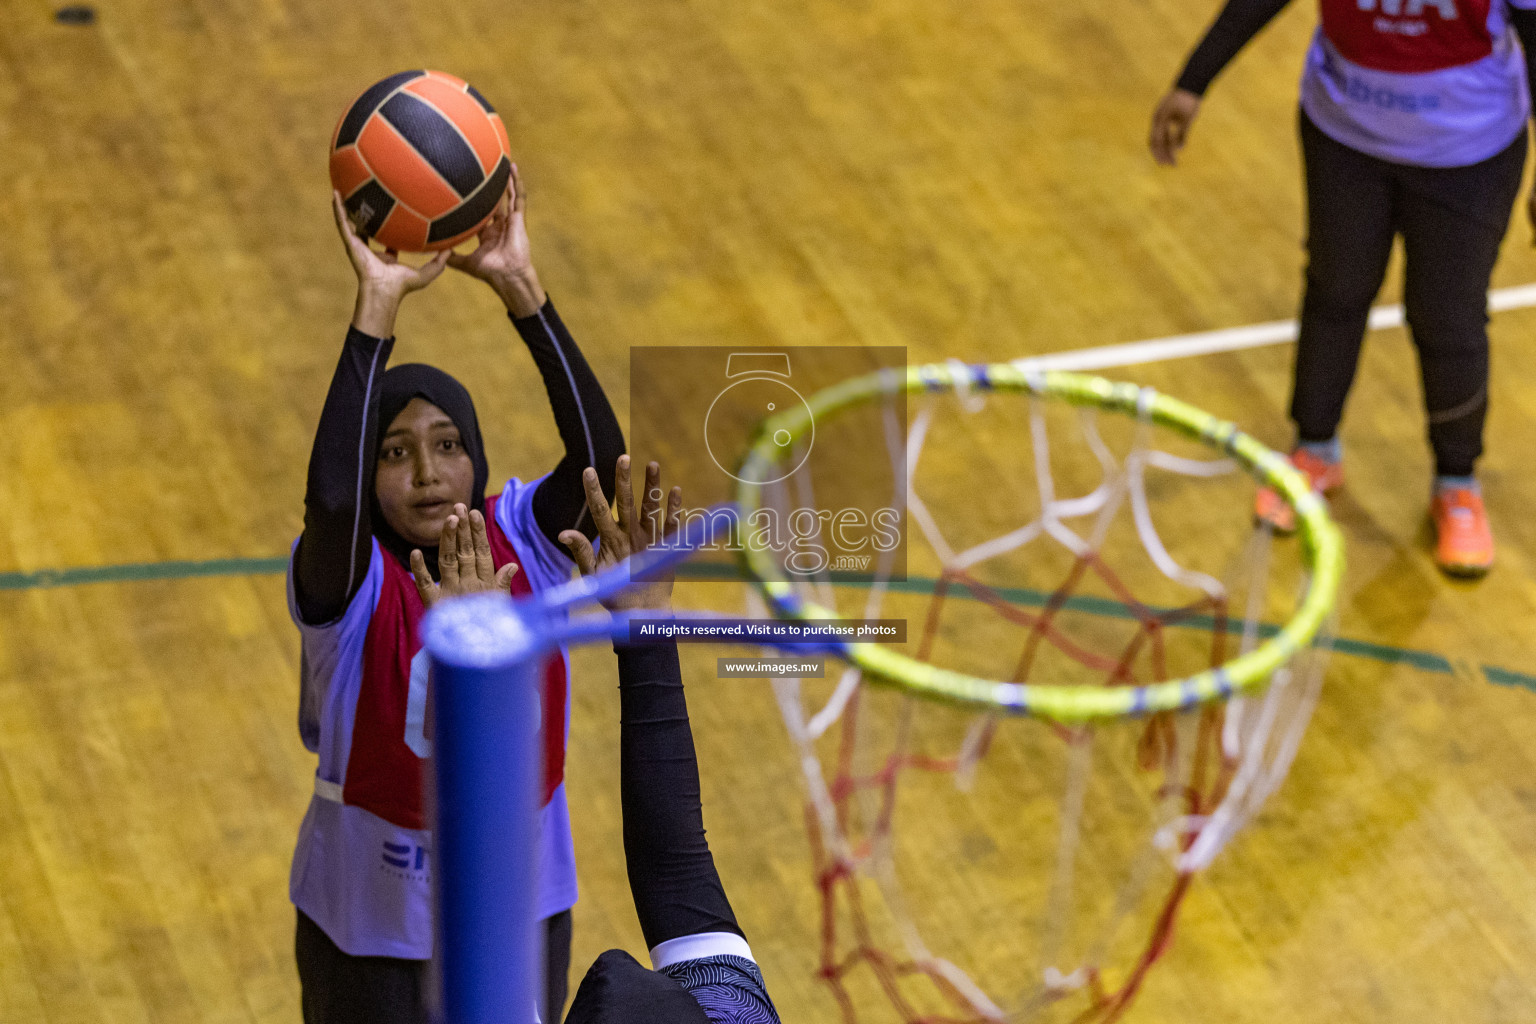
(744, 370), (1335, 1022)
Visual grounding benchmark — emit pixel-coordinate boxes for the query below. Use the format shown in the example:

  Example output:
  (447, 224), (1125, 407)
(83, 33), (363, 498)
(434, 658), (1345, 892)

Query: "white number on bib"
(404, 648), (432, 758)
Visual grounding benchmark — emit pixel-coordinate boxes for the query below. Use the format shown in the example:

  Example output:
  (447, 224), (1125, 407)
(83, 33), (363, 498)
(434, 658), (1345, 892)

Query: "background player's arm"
(447, 167), (626, 551)
(1150, 0), (1293, 166)
(292, 194), (449, 624)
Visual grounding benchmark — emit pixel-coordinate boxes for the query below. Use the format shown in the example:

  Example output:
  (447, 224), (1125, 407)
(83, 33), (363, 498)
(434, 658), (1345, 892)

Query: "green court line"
(1480, 664), (1536, 693)
(0, 557), (289, 591)
(1, 555), (1530, 692)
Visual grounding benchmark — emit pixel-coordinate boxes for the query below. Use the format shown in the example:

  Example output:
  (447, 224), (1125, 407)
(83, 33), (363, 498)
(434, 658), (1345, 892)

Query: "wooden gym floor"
(2, 0), (1536, 1020)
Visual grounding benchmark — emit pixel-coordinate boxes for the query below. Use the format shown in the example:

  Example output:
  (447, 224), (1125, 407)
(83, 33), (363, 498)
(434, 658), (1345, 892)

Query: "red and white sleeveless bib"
(287, 477), (579, 958)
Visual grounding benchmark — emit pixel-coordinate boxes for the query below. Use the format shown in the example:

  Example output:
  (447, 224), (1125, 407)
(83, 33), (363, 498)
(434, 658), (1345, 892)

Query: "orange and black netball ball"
(329, 70), (512, 252)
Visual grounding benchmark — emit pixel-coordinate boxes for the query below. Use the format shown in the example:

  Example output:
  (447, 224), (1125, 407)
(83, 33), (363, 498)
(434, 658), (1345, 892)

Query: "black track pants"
(296, 908), (572, 1023)
(1291, 110), (1526, 477)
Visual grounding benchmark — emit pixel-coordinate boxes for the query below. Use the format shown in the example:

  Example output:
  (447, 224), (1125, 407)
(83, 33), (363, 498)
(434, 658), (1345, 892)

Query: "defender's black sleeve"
(1175, 0), (1294, 97)
(293, 327), (393, 625)
(1510, 9), (1536, 112)
(613, 640), (743, 950)
(511, 299), (626, 551)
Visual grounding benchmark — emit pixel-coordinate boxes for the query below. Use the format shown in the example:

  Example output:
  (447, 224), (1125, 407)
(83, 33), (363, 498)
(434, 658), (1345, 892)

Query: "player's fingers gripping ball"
(330, 70), (513, 252)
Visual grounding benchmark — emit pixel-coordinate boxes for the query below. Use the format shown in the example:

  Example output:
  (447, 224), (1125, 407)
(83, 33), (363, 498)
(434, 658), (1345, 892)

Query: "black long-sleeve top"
(292, 299), (625, 625)
(613, 640), (743, 949)
(1174, 0), (1536, 100)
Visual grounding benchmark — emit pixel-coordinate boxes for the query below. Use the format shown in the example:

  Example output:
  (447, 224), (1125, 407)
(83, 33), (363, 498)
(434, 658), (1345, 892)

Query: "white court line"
(1013, 283), (1536, 374)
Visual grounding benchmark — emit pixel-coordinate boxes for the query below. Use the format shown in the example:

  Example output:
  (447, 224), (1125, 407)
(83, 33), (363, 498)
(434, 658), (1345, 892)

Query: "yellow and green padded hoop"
(733, 362), (1344, 723)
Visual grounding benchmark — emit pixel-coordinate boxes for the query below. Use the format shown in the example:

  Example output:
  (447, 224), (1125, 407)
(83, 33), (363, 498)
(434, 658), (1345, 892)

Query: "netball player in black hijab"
(287, 169), (623, 1024)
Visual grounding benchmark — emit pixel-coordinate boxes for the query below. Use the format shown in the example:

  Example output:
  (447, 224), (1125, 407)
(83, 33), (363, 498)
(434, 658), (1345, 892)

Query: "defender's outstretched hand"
(1149, 88), (1202, 167)
(560, 456), (683, 613)
(333, 190), (450, 337)
(410, 503), (520, 609)
(446, 164), (548, 317)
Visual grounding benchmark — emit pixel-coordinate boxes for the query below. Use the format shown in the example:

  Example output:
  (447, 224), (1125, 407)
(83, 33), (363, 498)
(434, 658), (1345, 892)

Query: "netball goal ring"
(733, 362), (1343, 1022)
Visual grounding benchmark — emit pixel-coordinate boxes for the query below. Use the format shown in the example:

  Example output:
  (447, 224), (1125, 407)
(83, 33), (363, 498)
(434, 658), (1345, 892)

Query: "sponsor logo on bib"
(381, 840), (429, 880)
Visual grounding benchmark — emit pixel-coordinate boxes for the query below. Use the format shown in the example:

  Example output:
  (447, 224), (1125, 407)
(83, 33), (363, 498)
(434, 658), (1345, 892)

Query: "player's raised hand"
(410, 503), (519, 609)
(560, 456), (684, 612)
(1149, 88), (1202, 167)
(333, 190), (450, 336)
(446, 164), (548, 317)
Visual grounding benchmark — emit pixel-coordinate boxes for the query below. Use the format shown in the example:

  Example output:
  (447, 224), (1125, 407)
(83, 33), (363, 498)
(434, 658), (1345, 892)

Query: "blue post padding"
(424, 594), (550, 1024)
(422, 504), (801, 1022)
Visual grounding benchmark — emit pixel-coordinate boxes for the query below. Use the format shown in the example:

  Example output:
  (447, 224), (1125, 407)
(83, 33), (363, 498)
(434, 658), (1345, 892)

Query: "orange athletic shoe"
(1431, 487), (1493, 578)
(1254, 448), (1345, 534)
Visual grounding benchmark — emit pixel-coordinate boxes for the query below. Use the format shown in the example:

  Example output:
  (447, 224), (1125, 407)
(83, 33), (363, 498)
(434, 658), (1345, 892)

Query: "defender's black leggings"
(1292, 111), (1526, 477)
(295, 908), (572, 1023)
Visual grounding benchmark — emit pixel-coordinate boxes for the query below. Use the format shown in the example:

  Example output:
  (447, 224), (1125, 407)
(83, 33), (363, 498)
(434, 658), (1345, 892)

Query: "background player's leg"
(1399, 128), (1528, 481)
(1397, 126), (1526, 575)
(1288, 111), (1398, 449)
(1257, 110), (1398, 531)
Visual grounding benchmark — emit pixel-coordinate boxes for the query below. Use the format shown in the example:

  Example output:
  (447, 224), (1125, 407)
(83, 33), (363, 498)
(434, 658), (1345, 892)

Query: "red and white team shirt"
(1302, 0), (1536, 166)
(286, 477), (577, 958)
